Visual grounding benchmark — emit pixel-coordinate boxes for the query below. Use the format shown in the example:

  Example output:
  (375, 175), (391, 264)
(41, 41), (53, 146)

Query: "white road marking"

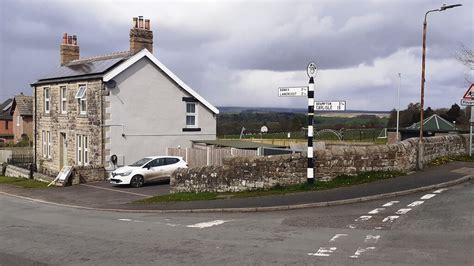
(350, 247), (375, 258)
(186, 220), (231, 229)
(395, 208), (412, 215)
(407, 201), (424, 207)
(355, 215), (372, 222)
(79, 184), (152, 197)
(348, 224), (357, 229)
(382, 201), (400, 207)
(118, 218), (144, 223)
(368, 208), (385, 214)
(364, 235), (380, 244)
(382, 216), (399, 223)
(420, 194), (436, 200)
(433, 188), (448, 194)
(329, 234), (348, 242)
(308, 247), (337, 257)
(374, 227), (383, 230)
(165, 223), (179, 227)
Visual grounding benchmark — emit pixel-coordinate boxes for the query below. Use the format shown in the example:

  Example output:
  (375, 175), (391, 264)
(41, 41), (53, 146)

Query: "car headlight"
(121, 171), (132, 176)
(114, 171), (132, 177)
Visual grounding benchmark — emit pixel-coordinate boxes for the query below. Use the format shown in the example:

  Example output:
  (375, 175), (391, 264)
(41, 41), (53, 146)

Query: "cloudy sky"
(0, 0), (472, 111)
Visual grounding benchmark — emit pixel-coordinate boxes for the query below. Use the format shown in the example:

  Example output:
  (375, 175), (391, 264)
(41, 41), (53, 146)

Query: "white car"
(110, 156), (188, 188)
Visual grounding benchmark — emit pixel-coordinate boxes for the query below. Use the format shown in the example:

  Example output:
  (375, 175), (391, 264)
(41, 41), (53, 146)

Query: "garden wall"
(171, 135), (468, 193)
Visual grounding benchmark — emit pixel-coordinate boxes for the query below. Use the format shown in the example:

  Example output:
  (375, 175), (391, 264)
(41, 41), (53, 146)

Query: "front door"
(59, 133), (67, 169)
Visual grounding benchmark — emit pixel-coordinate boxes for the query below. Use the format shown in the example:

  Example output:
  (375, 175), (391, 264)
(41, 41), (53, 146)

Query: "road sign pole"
(307, 76), (315, 184)
(470, 106), (473, 156)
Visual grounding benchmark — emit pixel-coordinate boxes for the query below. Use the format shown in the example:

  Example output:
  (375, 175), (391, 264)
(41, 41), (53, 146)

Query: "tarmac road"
(0, 180), (472, 265)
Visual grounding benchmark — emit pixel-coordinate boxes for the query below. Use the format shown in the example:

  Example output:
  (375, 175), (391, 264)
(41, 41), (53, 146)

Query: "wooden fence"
(167, 147), (258, 167)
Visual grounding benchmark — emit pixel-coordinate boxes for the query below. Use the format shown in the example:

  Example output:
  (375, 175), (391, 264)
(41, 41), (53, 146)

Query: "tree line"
(386, 103), (471, 129)
(217, 111), (388, 136)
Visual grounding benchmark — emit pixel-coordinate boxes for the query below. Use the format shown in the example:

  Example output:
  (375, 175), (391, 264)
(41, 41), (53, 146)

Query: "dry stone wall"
(171, 135), (468, 193)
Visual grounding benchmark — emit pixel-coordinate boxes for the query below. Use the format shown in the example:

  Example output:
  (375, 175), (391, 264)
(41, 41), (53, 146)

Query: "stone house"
(31, 16), (219, 182)
(10, 94), (34, 143)
(0, 98), (13, 141)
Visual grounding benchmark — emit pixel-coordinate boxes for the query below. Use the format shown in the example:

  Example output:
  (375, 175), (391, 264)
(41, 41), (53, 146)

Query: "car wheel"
(130, 175), (144, 188)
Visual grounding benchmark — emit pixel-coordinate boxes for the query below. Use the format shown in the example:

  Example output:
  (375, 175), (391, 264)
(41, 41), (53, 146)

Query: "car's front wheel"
(130, 175), (144, 188)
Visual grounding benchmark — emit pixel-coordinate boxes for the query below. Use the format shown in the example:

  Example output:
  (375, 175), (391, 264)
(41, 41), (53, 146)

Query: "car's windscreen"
(129, 157), (152, 167)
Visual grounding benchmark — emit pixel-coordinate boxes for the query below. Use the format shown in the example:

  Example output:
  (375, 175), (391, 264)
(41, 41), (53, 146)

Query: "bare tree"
(456, 43), (474, 70)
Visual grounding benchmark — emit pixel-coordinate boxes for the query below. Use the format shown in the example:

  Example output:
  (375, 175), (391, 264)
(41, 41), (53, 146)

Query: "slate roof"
(32, 51), (132, 85)
(407, 114), (455, 131)
(32, 49), (219, 114)
(192, 139), (284, 149)
(11, 95), (33, 116)
(0, 98), (13, 120)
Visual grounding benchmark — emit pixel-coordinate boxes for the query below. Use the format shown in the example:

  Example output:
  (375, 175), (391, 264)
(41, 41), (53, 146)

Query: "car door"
(143, 159), (161, 181)
(162, 157), (180, 177)
(148, 158), (167, 181)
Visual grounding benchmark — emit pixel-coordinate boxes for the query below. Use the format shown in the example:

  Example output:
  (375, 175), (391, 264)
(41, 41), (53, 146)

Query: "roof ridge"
(66, 51), (131, 65)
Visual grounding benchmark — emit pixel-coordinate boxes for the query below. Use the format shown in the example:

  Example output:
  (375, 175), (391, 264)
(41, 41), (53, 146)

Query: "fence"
(167, 147), (258, 167)
(1, 147), (33, 166)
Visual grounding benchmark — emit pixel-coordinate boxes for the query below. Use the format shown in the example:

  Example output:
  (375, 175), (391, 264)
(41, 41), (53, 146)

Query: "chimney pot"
(63, 33), (68, 44)
(145, 19), (150, 30)
(139, 16), (144, 28)
(72, 35), (77, 45)
(133, 17), (138, 28)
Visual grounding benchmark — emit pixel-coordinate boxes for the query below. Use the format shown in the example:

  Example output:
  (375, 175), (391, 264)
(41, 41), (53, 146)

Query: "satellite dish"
(260, 126), (268, 133)
(106, 80), (117, 89)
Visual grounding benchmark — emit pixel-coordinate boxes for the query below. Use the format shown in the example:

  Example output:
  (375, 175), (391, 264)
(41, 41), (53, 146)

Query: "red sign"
(463, 84), (474, 99)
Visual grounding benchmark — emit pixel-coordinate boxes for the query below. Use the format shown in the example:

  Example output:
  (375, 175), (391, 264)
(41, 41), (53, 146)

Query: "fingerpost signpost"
(278, 63), (348, 183)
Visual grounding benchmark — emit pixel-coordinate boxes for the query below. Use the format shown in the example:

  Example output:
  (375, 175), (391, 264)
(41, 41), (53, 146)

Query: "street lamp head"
(440, 3), (462, 11)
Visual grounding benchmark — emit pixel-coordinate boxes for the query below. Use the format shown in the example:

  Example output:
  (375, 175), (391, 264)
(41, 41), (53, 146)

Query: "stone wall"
(171, 154), (306, 193)
(73, 166), (106, 184)
(171, 135), (469, 193)
(5, 165), (30, 179)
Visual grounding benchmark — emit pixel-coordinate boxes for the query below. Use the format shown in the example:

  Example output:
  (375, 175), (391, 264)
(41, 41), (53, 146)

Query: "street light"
(396, 73), (401, 142)
(417, 3), (462, 170)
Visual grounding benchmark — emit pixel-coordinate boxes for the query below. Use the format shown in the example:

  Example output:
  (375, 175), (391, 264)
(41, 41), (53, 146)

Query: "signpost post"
(460, 84), (474, 156)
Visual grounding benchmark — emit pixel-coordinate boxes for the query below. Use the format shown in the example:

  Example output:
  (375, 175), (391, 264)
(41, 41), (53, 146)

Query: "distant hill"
(217, 106), (391, 117)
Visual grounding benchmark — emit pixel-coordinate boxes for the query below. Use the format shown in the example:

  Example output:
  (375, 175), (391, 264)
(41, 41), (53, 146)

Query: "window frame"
(75, 84), (87, 115)
(42, 131), (46, 158)
(185, 102), (198, 128)
(76, 134), (89, 166)
(60, 86), (67, 114)
(44, 87), (50, 114)
(47, 131), (51, 159)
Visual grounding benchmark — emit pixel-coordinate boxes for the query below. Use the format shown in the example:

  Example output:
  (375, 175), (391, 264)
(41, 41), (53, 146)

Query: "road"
(1, 181), (473, 265)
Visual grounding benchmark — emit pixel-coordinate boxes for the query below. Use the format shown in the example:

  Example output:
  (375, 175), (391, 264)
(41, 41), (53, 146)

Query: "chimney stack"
(130, 16), (153, 54)
(60, 33), (80, 65)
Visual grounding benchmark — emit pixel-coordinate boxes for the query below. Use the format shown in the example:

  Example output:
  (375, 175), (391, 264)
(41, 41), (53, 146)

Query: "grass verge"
(428, 155), (474, 166)
(0, 176), (49, 189)
(135, 170), (403, 204)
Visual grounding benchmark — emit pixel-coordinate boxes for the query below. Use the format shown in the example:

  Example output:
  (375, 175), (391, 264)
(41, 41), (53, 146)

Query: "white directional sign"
(315, 101), (346, 111)
(461, 99), (474, 106)
(278, 86), (308, 97)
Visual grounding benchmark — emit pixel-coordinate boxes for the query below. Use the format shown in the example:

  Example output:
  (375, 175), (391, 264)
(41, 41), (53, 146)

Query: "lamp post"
(396, 73), (401, 142)
(417, 3), (462, 170)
